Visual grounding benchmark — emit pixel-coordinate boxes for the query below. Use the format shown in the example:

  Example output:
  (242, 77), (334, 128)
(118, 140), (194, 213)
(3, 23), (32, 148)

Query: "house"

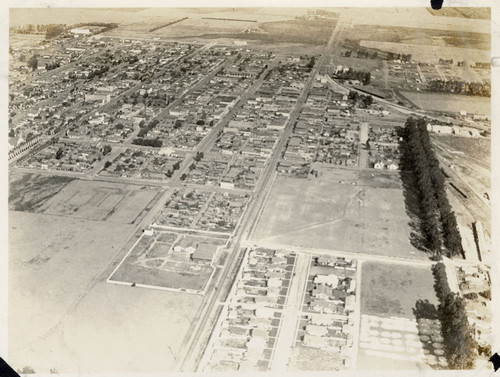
(345, 295), (356, 311)
(310, 299), (340, 314)
(309, 313), (337, 326)
(246, 336), (266, 350)
(314, 274), (339, 287)
(251, 328), (269, 339)
(305, 324), (328, 337)
(255, 307), (275, 319)
(312, 284), (333, 300)
(374, 161), (384, 169)
(318, 255), (336, 266)
(267, 277), (282, 288)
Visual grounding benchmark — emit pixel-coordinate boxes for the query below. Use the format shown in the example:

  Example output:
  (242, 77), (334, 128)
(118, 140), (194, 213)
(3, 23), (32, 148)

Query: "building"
(314, 274), (339, 287)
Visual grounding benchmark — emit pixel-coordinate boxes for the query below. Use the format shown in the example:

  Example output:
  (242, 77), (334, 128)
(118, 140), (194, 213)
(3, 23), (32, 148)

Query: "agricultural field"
(359, 40), (490, 64)
(8, 172), (74, 212)
(252, 172), (428, 260)
(400, 91), (490, 117)
(109, 230), (228, 292)
(36, 180), (161, 224)
(358, 261), (445, 370)
(342, 25), (490, 51)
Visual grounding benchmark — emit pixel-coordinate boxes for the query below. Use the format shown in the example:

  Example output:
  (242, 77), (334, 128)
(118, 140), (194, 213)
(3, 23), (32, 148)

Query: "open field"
(400, 91), (490, 116)
(36, 180), (161, 224)
(288, 346), (344, 371)
(342, 25), (489, 51)
(357, 262), (444, 370)
(8, 211), (202, 373)
(342, 8), (490, 34)
(8, 172), (74, 212)
(252, 173), (427, 260)
(359, 40), (490, 64)
(360, 261), (438, 318)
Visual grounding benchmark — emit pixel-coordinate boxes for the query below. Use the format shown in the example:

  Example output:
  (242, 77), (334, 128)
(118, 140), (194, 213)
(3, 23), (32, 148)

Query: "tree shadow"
(413, 299), (448, 369)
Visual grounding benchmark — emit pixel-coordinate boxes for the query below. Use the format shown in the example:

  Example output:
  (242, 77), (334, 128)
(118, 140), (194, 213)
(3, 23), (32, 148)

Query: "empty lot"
(8, 211), (202, 373)
(36, 180), (161, 224)
(400, 91), (490, 117)
(9, 172), (74, 212)
(252, 172), (428, 260)
(357, 261), (442, 370)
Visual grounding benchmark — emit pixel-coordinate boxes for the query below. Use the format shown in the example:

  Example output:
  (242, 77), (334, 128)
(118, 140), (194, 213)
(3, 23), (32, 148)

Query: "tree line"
(428, 79), (491, 97)
(431, 263), (476, 369)
(132, 138), (162, 148)
(399, 117), (463, 257)
(333, 68), (371, 85)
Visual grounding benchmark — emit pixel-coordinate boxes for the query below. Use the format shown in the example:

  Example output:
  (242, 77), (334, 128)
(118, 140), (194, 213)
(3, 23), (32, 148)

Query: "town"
(7, 6), (492, 375)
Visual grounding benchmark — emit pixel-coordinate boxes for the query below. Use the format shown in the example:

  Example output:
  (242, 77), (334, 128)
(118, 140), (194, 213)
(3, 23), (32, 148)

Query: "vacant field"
(37, 180), (160, 224)
(8, 211), (202, 373)
(400, 91), (490, 117)
(252, 174), (427, 260)
(342, 8), (490, 34)
(288, 345), (344, 371)
(110, 261), (213, 291)
(359, 40), (490, 64)
(360, 261), (438, 318)
(8, 172), (74, 212)
(357, 261), (442, 370)
(342, 24), (489, 51)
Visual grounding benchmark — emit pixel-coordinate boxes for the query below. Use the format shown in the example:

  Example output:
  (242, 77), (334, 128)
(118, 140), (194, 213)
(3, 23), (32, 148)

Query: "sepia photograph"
(2, 1), (496, 375)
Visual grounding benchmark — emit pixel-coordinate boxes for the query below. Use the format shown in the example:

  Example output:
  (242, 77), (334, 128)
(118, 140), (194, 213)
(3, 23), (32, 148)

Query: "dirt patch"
(37, 180), (159, 223)
(9, 172), (74, 212)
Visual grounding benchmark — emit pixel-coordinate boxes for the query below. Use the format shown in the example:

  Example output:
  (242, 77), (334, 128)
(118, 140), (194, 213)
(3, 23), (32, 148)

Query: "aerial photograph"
(6, 5), (492, 375)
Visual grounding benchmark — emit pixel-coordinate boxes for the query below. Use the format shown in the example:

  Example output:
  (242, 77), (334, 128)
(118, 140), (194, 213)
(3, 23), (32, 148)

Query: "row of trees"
(399, 117), (463, 256)
(431, 263), (477, 369)
(428, 79), (491, 97)
(132, 138), (162, 148)
(334, 68), (371, 85)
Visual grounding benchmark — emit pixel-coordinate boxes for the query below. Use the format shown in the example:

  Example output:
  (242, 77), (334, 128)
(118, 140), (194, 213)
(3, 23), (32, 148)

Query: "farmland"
(36, 180), (161, 224)
(252, 172), (428, 260)
(341, 25), (490, 51)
